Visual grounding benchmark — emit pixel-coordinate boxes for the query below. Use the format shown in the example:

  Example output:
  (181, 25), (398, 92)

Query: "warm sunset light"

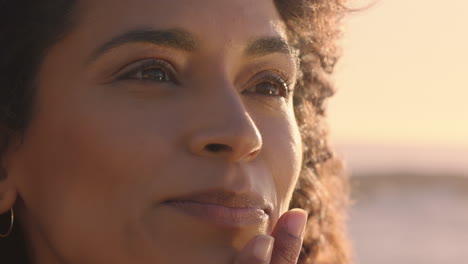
(331, 1), (468, 263)
(330, 0), (468, 149)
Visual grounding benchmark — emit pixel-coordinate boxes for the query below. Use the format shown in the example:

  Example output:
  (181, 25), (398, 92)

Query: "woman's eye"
(135, 67), (170, 81)
(253, 82), (282, 96)
(244, 74), (291, 98)
(117, 59), (177, 83)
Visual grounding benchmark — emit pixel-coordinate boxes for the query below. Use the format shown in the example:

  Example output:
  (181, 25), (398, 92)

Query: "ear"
(0, 168), (17, 214)
(0, 128), (18, 214)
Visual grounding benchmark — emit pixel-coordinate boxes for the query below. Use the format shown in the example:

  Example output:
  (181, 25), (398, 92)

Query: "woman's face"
(6, 0), (302, 263)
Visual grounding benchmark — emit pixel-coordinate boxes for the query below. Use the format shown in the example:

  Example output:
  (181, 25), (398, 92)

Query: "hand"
(234, 209), (308, 264)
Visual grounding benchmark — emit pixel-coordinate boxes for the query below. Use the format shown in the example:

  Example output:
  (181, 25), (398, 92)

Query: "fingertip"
(285, 210), (307, 238)
(288, 208), (307, 216)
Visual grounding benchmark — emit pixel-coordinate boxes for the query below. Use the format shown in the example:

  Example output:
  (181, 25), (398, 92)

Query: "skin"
(0, 0), (307, 263)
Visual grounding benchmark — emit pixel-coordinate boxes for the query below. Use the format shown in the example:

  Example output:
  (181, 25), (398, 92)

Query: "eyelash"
(116, 59), (293, 98)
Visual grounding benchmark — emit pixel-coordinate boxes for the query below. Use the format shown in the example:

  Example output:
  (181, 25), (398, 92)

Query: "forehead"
(76, 0), (287, 48)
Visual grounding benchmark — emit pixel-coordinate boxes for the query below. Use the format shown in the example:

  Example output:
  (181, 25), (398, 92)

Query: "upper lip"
(163, 189), (273, 215)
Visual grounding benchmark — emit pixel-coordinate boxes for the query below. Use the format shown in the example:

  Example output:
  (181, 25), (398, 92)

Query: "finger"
(234, 235), (275, 264)
(270, 209), (307, 264)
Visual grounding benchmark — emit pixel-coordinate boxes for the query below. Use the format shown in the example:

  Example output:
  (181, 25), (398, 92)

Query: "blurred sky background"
(327, 0), (468, 263)
(330, 0), (468, 175)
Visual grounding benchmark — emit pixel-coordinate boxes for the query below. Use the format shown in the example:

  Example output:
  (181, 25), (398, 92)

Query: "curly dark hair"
(274, 1), (351, 263)
(0, 0), (350, 263)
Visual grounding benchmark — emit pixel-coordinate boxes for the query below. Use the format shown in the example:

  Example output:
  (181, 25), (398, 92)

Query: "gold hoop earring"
(0, 208), (14, 238)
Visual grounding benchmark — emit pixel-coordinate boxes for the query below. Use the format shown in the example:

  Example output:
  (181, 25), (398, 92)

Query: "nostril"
(205, 143), (232, 153)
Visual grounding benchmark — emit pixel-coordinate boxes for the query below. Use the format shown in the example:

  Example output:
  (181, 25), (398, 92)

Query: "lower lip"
(163, 200), (269, 227)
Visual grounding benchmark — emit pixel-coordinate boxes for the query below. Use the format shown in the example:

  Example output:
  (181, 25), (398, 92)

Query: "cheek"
(253, 105), (303, 215)
(275, 122), (302, 213)
(10, 83), (187, 262)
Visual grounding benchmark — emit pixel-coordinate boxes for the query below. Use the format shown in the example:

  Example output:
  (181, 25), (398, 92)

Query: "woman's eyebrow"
(87, 28), (197, 64)
(245, 36), (292, 57)
(86, 28), (291, 64)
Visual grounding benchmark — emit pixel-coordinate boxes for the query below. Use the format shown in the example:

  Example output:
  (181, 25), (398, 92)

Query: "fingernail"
(253, 235), (274, 262)
(286, 211), (307, 237)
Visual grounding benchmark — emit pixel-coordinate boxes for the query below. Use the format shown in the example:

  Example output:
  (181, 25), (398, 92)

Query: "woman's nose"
(187, 89), (263, 163)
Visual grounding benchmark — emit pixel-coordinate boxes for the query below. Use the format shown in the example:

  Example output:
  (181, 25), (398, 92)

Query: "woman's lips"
(164, 200), (269, 227)
(162, 190), (272, 227)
